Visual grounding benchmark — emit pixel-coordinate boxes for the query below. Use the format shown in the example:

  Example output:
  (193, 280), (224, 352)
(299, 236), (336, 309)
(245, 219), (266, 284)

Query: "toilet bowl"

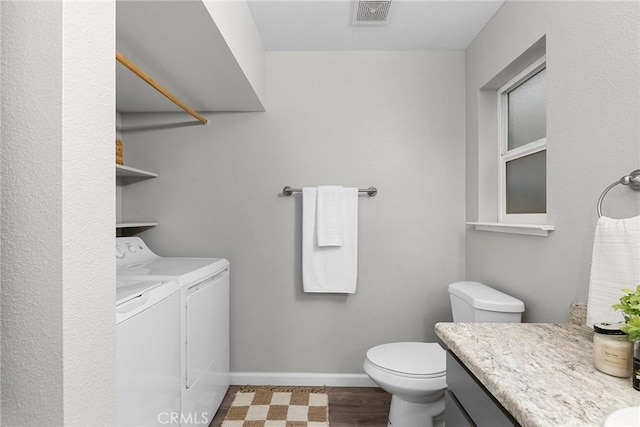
(363, 281), (525, 427)
(364, 342), (446, 427)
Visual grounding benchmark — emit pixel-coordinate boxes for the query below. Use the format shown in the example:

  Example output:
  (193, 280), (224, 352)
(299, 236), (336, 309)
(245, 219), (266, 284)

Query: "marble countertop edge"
(435, 322), (640, 427)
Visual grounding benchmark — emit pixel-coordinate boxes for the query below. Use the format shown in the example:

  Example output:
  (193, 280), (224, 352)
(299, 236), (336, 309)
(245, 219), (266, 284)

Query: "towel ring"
(597, 169), (640, 217)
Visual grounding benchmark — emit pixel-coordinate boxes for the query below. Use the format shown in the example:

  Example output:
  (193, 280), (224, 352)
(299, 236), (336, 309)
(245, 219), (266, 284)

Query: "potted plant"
(613, 285), (640, 339)
(613, 284), (640, 390)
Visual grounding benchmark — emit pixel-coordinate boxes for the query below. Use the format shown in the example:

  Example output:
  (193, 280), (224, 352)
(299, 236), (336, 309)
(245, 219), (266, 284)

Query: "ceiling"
(115, 0), (505, 114)
(116, 0), (265, 113)
(248, 0), (505, 51)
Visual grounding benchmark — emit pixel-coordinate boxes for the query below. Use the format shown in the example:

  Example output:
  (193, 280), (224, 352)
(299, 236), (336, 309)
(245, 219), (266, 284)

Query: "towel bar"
(597, 169), (640, 217)
(282, 186), (377, 197)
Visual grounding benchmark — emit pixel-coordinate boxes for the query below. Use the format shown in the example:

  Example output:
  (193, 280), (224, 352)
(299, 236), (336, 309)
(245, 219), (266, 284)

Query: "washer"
(116, 237), (230, 426)
(117, 278), (181, 426)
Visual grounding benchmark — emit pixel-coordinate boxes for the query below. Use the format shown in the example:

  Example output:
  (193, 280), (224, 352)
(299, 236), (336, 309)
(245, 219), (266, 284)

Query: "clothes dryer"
(117, 278), (181, 426)
(116, 237), (229, 426)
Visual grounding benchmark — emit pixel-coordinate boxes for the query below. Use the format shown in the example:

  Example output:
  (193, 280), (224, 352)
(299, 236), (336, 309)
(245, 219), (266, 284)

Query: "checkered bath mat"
(221, 387), (329, 427)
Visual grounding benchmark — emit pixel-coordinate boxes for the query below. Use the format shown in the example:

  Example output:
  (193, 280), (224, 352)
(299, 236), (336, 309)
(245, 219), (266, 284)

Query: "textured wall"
(1, 1), (116, 424)
(61, 1), (116, 424)
(465, 1), (640, 322)
(1, 3), (65, 422)
(121, 51), (465, 374)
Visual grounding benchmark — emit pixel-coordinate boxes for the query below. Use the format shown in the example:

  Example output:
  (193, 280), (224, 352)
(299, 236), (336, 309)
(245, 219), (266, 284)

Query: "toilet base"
(387, 392), (445, 427)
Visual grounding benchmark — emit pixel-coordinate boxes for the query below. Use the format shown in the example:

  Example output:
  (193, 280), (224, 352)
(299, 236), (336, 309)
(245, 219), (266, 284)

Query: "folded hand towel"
(586, 215), (640, 327)
(317, 186), (344, 247)
(302, 187), (358, 293)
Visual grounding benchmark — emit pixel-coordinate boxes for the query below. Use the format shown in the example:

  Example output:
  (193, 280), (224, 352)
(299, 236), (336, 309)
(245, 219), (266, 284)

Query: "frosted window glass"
(506, 151), (546, 214)
(508, 68), (546, 150)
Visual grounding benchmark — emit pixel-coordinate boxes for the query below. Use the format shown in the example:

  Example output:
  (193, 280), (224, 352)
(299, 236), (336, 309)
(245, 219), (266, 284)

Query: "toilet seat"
(366, 342), (446, 379)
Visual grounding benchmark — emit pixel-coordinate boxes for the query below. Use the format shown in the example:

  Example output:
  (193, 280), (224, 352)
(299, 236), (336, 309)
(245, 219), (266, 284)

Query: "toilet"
(363, 281), (525, 427)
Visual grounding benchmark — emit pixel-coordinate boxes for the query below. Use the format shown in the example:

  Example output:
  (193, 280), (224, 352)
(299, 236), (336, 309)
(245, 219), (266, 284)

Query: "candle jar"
(593, 322), (633, 378)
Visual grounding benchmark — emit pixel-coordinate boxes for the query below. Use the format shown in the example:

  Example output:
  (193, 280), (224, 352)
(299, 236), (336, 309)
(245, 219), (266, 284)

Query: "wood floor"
(209, 386), (391, 426)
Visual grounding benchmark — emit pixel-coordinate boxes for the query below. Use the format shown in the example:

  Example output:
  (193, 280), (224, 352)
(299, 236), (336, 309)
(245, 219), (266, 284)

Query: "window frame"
(497, 55), (547, 225)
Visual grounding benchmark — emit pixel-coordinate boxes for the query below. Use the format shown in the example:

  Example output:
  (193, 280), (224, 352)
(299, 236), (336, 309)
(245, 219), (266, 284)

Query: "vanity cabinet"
(445, 351), (521, 427)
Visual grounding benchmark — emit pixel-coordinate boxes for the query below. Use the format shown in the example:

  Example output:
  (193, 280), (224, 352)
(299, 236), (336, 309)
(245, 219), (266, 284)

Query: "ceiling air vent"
(352, 0), (392, 25)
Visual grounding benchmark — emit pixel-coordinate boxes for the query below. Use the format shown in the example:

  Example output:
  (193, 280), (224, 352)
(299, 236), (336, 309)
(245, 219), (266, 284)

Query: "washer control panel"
(116, 237), (157, 266)
(116, 242), (144, 257)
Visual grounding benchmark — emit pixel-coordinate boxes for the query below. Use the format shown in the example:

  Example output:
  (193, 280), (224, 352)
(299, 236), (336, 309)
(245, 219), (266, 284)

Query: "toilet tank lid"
(448, 281), (525, 313)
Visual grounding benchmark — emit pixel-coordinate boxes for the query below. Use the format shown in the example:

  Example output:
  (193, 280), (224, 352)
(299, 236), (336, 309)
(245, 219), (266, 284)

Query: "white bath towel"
(586, 215), (640, 327)
(302, 187), (358, 293)
(317, 186), (344, 247)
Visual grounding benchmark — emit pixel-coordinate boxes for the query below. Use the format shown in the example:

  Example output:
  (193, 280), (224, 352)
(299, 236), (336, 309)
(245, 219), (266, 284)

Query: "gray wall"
(121, 51), (465, 373)
(465, 1), (640, 322)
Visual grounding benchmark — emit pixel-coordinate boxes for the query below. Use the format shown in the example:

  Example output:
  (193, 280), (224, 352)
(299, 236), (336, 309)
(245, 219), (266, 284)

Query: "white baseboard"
(230, 372), (377, 387)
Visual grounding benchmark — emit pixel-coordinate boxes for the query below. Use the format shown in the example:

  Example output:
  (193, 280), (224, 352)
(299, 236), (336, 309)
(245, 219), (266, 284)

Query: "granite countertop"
(435, 322), (640, 427)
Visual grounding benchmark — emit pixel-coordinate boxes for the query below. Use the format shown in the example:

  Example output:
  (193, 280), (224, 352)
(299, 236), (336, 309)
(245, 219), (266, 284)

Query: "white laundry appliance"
(116, 237), (230, 426)
(117, 278), (181, 426)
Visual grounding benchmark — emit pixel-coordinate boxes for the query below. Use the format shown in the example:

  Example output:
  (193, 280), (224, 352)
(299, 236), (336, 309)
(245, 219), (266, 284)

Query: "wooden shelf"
(116, 164), (158, 185)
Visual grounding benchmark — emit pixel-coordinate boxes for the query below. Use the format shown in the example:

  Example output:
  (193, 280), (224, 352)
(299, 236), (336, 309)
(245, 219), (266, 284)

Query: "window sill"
(466, 222), (555, 237)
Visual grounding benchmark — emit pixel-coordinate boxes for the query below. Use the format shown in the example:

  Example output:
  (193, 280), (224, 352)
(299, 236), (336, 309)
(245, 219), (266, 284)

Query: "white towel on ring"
(586, 215), (640, 327)
(302, 187), (358, 293)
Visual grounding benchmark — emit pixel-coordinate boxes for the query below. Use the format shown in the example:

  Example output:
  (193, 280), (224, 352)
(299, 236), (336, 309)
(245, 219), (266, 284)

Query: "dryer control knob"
(127, 243), (138, 253)
(116, 245), (125, 259)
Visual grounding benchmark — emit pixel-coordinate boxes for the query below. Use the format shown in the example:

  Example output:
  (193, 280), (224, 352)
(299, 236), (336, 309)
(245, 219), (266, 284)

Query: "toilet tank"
(448, 281), (524, 323)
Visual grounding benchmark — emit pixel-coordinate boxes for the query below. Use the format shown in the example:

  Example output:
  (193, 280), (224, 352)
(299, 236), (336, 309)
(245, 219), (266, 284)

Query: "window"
(498, 56), (547, 224)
